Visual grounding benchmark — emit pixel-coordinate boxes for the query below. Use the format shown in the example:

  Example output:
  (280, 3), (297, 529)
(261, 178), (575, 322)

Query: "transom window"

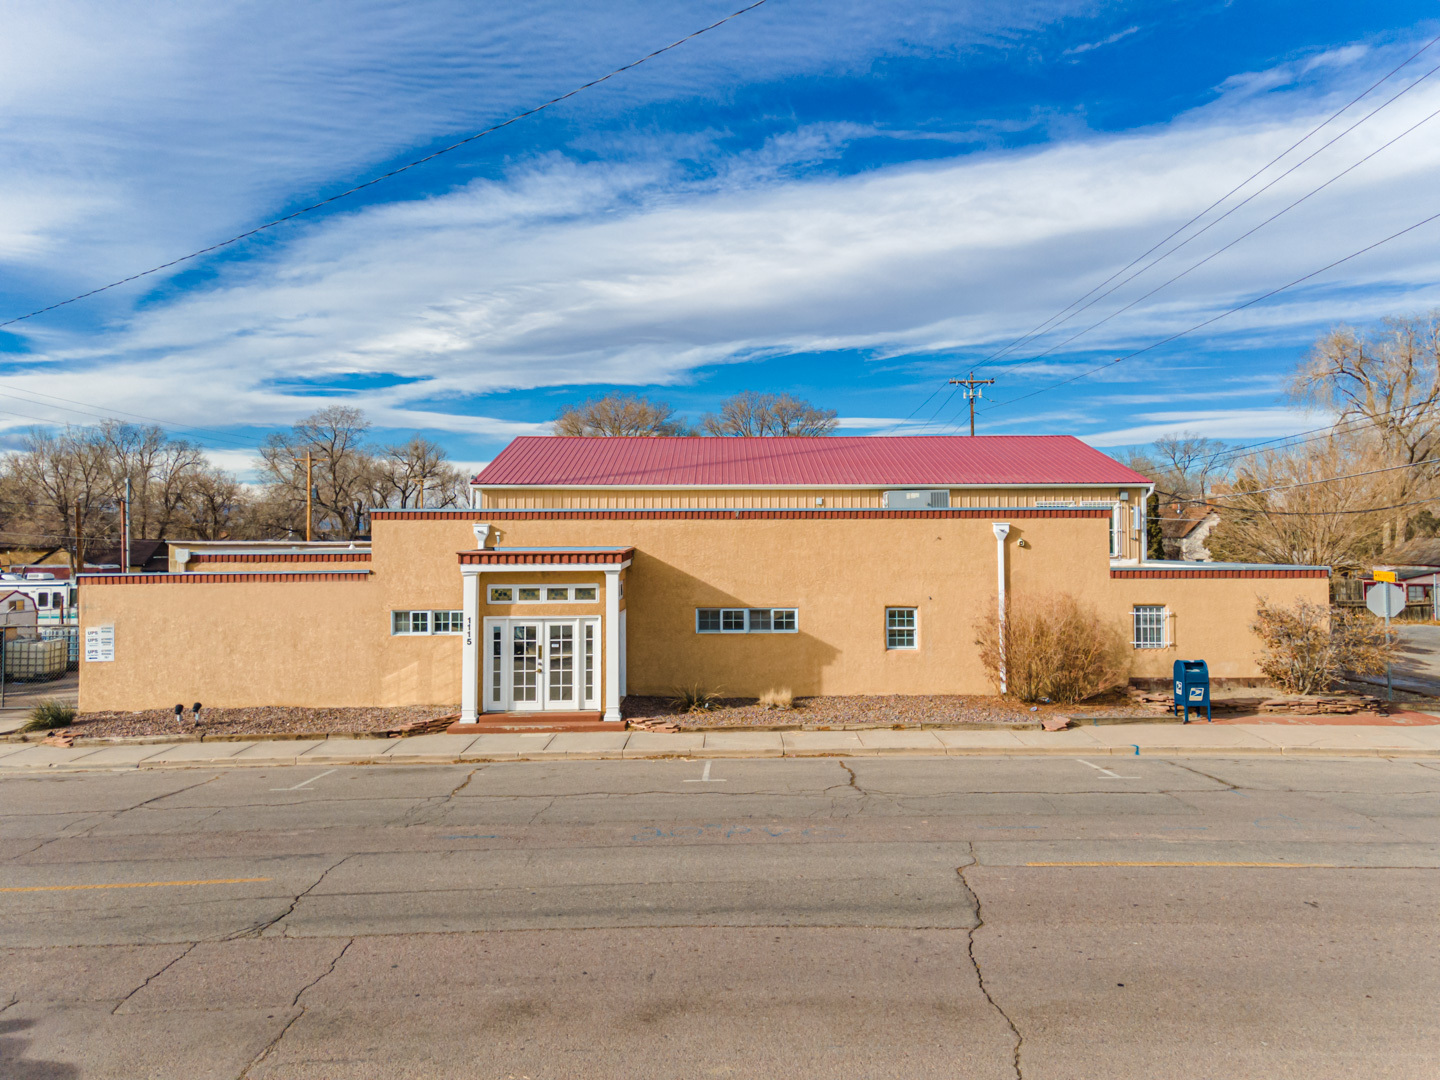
(392, 610), (463, 635)
(488, 584), (599, 604)
(885, 607), (917, 649)
(1132, 605), (1168, 649)
(696, 608), (798, 634)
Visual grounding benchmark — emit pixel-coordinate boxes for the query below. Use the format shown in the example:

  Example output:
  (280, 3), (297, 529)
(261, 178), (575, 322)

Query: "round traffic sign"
(1366, 582), (1406, 619)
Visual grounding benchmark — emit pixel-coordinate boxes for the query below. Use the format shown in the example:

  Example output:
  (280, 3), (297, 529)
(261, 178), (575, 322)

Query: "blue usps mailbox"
(1172, 659), (1211, 724)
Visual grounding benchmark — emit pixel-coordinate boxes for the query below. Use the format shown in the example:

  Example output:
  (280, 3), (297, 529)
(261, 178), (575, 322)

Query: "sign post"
(1366, 582), (1405, 701)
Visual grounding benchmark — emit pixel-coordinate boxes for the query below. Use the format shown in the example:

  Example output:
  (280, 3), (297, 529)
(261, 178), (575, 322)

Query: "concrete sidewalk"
(3, 721), (1440, 770)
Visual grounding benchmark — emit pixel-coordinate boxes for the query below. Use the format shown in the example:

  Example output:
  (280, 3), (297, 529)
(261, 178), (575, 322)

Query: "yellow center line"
(1024, 861), (1345, 868)
(0, 877), (272, 893)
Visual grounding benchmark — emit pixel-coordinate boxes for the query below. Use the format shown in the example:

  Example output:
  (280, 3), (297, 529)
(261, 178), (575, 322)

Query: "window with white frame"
(1132, 605), (1168, 649)
(392, 610), (463, 635)
(886, 607), (917, 649)
(695, 608), (798, 634)
(432, 610), (463, 634)
(1110, 505), (1124, 557)
(488, 584), (599, 604)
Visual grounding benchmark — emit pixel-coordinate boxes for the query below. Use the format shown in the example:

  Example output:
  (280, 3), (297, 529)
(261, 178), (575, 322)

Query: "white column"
(992, 523), (1010, 695)
(603, 568), (622, 722)
(460, 570), (480, 723)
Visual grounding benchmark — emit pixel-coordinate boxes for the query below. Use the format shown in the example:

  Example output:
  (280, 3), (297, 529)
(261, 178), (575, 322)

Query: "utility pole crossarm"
(949, 372), (996, 436)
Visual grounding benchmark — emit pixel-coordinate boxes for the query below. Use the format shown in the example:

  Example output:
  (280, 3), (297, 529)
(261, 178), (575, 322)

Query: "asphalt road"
(2, 756), (1438, 1079)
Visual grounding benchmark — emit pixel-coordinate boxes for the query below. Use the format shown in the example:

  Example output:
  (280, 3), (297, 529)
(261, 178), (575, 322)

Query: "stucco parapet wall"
(81, 570), (372, 584)
(379, 508), (1112, 521)
(187, 552), (371, 564)
(459, 548), (636, 565)
(1111, 565), (1329, 579)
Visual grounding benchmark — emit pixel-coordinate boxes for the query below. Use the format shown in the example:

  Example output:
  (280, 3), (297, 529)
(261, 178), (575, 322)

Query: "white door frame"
(482, 615), (600, 713)
(459, 559), (630, 724)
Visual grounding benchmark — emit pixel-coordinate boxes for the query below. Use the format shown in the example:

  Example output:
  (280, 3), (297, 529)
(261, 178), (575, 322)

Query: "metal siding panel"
(474, 436), (1153, 488)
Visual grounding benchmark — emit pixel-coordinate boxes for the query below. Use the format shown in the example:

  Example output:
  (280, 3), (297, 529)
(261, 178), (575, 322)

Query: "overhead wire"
(0, 0), (770, 332)
(1158, 496), (1438, 517)
(970, 56), (1440, 377)
(961, 93), (1440, 395)
(961, 30), (1440, 373)
(974, 205), (1440, 416)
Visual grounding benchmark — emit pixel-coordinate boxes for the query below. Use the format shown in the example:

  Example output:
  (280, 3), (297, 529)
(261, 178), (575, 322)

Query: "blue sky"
(2, 0), (1439, 476)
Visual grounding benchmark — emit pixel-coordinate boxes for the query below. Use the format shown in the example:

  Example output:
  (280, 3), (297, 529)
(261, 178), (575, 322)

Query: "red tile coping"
(379, 508), (1112, 521)
(1112, 568), (1329, 579)
(188, 552), (370, 563)
(82, 571), (371, 584)
(459, 548), (635, 565)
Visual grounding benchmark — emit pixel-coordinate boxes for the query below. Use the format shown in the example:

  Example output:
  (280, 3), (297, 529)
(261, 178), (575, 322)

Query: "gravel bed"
(65, 704), (460, 740)
(624, 692), (1164, 729)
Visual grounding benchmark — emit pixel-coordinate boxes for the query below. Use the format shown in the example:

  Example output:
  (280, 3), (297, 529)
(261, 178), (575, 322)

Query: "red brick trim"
(377, 508), (1111, 521)
(82, 571), (371, 585)
(188, 552), (371, 564)
(1111, 568), (1329, 579)
(459, 549), (635, 565)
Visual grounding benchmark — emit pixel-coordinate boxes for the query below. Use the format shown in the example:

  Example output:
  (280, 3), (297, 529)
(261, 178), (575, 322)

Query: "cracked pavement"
(2, 755), (1439, 1077)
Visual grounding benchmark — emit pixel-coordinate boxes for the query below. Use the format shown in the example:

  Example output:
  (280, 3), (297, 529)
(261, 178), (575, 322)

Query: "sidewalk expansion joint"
(957, 859), (1023, 1080)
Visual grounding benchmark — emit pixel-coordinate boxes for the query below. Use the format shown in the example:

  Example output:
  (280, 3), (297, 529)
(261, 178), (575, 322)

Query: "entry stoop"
(447, 712), (611, 733)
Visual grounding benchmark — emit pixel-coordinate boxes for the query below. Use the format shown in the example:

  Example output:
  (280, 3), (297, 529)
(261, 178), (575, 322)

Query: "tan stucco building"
(79, 436), (1329, 717)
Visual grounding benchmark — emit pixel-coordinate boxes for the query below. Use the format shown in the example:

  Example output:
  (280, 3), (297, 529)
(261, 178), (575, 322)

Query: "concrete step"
(448, 712), (610, 734)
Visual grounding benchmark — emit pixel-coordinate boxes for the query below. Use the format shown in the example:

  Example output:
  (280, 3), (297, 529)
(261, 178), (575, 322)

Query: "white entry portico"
(458, 544), (632, 724)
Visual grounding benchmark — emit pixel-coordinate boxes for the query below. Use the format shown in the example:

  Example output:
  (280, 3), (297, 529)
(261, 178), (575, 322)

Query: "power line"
(0, 390), (263, 451)
(0, 0), (770, 331)
(1161, 495), (1439, 518)
(877, 379), (951, 435)
(1205, 457), (1438, 500)
(979, 205), (1440, 414)
(963, 31), (1440, 373)
(1191, 400), (1440, 473)
(971, 95), (1440, 390)
(973, 57), (1440, 376)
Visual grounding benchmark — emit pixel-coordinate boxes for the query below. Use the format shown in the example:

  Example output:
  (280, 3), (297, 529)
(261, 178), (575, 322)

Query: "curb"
(2, 745), (1438, 771)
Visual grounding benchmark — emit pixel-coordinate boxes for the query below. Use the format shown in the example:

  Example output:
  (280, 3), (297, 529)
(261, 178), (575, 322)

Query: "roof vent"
(883, 489), (951, 510)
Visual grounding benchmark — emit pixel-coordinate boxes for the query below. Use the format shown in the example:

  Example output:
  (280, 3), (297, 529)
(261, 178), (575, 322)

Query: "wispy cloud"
(2, 6), (1437, 459)
(1063, 25), (1139, 57)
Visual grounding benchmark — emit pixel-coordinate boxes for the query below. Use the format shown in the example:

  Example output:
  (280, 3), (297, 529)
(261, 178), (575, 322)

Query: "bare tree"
(1290, 312), (1440, 546)
(1206, 436), (1407, 571)
(376, 437), (467, 508)
(97, 422), (208, 539)
(1150, 432), (1228, 500)
(554, 395), (689, 436)
(175, 468), (252, 540)
(4, 428), (113, 570)
(701, 392), (838, 436)
(259, 407), (378, 539)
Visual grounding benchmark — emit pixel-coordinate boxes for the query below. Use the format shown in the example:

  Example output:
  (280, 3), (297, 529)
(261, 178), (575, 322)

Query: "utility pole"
(122, 477), (132, 572)
(292, 451), (313, 542)
(949, 372), (995, 436)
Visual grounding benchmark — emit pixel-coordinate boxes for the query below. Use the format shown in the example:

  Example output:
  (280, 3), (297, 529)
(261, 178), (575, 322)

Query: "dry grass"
(20, 699), (77, 732)
(975, 592), (1130, 704)
(669, 684), (723, 712)
(759, 687), (794, 710)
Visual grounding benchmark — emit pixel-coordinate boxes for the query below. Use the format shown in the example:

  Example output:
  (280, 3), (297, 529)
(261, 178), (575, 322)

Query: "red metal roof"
(474, 436), (1150, 488)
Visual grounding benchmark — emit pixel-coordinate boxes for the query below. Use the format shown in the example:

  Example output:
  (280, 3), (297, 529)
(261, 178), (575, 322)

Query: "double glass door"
(487, 618), (597, 712)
